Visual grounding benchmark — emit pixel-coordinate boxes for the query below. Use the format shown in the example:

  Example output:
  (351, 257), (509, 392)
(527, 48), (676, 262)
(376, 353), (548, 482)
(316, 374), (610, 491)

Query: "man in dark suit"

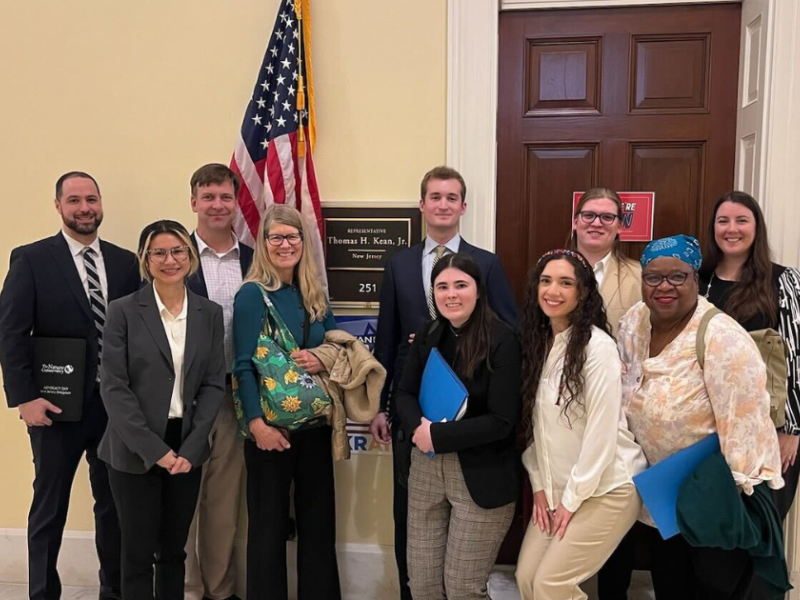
(183, 164), (253, 600)
(0, 172), (140, 600)
(370, 165), (518, 599)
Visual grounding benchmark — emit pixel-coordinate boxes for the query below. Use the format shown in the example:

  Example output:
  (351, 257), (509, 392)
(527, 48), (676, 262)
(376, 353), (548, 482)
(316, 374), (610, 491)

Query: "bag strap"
(696, 307), (723, 370)
(255, 284), (301, 352)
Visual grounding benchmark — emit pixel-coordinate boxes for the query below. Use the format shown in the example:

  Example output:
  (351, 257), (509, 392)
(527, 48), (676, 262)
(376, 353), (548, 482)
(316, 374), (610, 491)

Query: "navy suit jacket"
(0, 232), (140, 408)
(374, 238), (518, 416)
(187, 233), (254, 299)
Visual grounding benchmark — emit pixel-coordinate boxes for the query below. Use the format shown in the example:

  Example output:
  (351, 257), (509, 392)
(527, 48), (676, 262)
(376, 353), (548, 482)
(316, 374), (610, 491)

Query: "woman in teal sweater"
(232, 204), (339, 600)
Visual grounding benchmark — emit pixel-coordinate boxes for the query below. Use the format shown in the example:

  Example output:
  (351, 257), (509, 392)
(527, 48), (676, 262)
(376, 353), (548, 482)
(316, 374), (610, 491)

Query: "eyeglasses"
(578, 211), (619, 225)
(266, 233), (303, 246)
(642, 272), (692, 287)
(147, 245), (190, 263)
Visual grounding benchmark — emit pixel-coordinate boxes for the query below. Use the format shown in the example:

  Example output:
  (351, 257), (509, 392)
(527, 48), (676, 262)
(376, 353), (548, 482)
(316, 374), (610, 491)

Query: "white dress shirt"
(522, 326), (647, 513)
(61, 230), (108, 300)
(153, 285), (188, 419)
(194, 232), (241, 370)
(593, 251), (612, 289)
(422, 233), (461, 299)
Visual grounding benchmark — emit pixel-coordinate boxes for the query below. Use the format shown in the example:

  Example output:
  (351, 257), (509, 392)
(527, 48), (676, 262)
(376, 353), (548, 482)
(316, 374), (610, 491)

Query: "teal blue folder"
(419, 348), (469, 423)
(633, 433), (721, 539)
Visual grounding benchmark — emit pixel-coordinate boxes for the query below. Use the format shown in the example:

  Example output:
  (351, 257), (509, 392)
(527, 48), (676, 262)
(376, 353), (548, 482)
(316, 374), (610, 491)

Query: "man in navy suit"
(183, 164), (253, 600)
(371, 166), (517, 600)
(0, 172), (141, 600)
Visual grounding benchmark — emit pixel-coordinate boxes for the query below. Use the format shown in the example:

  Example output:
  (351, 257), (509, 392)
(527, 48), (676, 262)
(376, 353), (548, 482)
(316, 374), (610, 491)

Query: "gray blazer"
(99, 284), (225, 474)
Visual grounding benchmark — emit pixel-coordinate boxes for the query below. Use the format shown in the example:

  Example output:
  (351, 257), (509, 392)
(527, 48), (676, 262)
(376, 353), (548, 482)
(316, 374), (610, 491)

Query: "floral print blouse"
(618, 296), (783, 495)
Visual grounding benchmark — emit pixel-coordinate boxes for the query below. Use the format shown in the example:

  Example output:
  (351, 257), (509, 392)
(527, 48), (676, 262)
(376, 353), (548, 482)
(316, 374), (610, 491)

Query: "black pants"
(27, 394), (120, 600)
(391, 419), (413, 600)
(599, 455), (800, 600)
(771, 451), (800, 521)
(107, 419), (202, 600)
(244, 425), (341, 600)
(598, 522), (754, 600)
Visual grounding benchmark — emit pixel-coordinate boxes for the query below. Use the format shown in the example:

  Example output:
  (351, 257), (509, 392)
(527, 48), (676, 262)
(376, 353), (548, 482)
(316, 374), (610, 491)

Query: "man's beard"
(63, 213), (103, 235)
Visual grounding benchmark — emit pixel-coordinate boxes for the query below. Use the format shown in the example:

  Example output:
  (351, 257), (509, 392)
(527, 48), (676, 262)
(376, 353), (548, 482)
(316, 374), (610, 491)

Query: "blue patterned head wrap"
(640, 235), (702, 271)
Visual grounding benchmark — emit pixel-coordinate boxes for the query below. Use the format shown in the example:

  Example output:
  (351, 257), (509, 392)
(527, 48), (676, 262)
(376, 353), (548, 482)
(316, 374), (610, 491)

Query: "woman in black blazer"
(395, 252), (522, 600)
(99, 220), (225, 600)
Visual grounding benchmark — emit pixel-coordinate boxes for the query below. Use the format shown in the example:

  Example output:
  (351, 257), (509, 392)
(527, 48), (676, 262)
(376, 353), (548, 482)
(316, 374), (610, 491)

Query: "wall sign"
(323, 204), (424, 308)
(572, 191), (656, 242)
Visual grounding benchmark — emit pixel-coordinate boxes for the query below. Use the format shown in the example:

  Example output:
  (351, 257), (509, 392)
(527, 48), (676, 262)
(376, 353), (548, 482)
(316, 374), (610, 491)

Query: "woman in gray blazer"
(99, 220), (225, 600)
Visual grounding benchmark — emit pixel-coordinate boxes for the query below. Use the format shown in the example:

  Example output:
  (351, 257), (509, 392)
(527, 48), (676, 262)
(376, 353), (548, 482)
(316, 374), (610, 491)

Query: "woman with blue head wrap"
(638, 234), (703, 329)
(602, 234), (785, 599)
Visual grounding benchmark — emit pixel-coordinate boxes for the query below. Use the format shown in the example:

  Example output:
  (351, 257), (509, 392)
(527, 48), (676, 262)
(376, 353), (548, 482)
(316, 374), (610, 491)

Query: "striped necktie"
(428, 245), (448, 319)
(83, 247), (107, 378)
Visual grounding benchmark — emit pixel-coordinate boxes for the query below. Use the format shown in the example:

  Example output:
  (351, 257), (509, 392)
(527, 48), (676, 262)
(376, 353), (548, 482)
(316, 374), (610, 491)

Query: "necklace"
(703, 272), (714, 299)
(449, 324), (460, 337)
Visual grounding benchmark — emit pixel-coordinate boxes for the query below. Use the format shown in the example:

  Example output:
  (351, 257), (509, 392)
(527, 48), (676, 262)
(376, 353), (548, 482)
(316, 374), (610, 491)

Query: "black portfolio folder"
(33, 337), (86, 422)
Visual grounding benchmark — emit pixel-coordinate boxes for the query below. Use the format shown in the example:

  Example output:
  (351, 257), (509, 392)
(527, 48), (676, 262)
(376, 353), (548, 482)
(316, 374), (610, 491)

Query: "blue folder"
(419, 348), (469, 424)
(633, 433), (721, 539)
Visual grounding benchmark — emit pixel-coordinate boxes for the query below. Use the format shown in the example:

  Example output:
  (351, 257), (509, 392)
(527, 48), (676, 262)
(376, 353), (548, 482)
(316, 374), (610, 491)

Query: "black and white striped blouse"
(777, 267), (800, 434)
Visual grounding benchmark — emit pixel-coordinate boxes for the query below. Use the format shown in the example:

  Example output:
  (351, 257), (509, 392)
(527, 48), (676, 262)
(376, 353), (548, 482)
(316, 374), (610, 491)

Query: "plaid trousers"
(407, 450), (515, 600)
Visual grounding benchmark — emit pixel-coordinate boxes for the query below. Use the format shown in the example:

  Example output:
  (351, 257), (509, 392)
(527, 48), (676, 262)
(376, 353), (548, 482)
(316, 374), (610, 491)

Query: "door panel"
(525, 144), (599, 264)
(526, 38), (602, 115)
(497, 3), (742, 303)
(631, 35), (710, 113)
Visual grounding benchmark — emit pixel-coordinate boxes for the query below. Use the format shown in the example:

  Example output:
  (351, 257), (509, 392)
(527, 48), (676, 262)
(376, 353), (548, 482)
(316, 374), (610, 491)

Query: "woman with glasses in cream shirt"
(569, 188), (641, 334)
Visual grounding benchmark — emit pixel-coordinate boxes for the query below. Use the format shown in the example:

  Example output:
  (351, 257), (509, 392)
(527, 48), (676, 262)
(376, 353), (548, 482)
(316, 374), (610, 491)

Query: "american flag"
(230, 0), (327, 289)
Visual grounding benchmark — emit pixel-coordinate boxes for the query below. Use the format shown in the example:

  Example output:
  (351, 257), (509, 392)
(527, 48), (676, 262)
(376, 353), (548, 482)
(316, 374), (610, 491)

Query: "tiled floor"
(0, 572), (656, 600)
(0, 584), (96, 600)
(489, 567), (655, 600)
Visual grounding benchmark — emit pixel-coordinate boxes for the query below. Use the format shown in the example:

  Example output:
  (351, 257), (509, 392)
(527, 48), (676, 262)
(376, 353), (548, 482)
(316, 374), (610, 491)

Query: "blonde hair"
(244, 204), (328, 322)
(137, 220), (199, 282)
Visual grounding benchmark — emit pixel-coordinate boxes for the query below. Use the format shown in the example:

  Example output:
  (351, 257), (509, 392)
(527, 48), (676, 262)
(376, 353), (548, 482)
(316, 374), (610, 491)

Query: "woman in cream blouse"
(569, 187), (641, 334)
(618, 235), (782, 598)
(516, 249), (646, 600)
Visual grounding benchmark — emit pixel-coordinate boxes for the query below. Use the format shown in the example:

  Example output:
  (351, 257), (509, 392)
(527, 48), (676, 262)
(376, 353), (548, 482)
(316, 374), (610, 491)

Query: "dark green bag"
(233, 285), (332, 438)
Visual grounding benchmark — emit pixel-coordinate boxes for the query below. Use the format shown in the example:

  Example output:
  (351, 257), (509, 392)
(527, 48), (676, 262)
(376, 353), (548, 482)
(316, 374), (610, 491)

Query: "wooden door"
(496, 3), (742, 303)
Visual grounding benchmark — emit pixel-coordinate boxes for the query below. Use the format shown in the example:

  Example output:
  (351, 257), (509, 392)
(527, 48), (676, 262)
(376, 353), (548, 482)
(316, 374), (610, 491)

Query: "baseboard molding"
(0, 528), (399, 600)
(789, 570), (800, 600)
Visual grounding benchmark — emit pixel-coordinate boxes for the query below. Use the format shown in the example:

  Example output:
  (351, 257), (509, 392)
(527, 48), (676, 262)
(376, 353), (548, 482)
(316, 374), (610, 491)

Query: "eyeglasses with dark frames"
(266, 233), (304, 246)
(578, 211), (619, 225)
(642, 272), (692, 287)
(147, 245), (190, 263)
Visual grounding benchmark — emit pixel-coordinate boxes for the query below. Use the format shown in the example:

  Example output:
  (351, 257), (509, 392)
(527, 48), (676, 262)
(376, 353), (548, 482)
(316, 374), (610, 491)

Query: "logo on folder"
(40, 363), (74, 375)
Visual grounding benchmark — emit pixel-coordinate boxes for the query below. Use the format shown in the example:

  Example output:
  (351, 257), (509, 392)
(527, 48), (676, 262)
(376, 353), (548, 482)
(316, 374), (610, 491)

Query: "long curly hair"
(520, 250), (611, 442)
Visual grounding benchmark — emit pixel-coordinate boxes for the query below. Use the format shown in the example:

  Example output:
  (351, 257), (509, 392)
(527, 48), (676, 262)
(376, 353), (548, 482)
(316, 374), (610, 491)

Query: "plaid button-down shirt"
(195, 233), (242, 371)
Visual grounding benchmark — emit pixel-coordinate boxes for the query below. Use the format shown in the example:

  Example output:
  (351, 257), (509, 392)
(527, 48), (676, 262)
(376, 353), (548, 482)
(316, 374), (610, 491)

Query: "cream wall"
(0, 0), (447, 546)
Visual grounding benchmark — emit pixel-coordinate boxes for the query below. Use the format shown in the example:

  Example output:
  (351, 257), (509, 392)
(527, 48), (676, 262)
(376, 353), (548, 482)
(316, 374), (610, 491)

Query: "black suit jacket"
(0, 232), (140, 408)
(98, 284), (226, 474)
(395, 319), (522, 509)
(374, 239), (518, 415)
(186, 233), (254, 299)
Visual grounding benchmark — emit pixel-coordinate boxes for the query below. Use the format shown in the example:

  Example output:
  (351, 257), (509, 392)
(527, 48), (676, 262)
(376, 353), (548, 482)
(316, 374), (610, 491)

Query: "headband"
(536, 248), (592, 271)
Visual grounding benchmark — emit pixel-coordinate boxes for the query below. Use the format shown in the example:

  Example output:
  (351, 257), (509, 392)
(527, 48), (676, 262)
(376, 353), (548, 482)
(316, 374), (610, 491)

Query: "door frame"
(447, 0), (800, 588)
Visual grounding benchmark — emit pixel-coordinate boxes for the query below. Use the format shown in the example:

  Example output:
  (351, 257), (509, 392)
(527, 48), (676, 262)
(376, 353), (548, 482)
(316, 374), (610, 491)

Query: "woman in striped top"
(699, 191), (800, 519)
